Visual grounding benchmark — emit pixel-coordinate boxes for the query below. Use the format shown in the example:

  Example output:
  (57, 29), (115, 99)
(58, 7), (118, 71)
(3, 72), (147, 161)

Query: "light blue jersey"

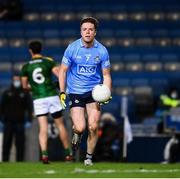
(61, 38), (110, 94)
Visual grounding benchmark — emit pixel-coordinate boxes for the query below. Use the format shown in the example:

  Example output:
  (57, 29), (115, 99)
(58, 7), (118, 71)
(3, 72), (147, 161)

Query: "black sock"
(86, 153), (93, 160)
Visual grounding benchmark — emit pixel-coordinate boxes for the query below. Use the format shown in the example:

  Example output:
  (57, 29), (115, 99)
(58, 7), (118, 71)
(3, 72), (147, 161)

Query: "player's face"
(81, 22), (96, 46)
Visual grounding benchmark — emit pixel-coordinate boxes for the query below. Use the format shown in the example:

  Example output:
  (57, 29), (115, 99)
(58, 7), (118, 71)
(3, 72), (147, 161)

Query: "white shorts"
(33, 96), (63, 116)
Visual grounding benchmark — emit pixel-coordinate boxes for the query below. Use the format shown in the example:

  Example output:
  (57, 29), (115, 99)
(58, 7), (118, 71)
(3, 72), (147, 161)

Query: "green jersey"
(21, 56), (58, 99)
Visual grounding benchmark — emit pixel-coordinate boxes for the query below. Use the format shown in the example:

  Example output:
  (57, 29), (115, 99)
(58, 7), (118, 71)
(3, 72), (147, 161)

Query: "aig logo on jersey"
(77, 64), (97, 75)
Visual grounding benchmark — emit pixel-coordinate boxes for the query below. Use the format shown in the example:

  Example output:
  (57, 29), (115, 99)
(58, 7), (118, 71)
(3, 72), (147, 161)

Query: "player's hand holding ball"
(92, 84), (112, 105)
(60, 92), (67, 109)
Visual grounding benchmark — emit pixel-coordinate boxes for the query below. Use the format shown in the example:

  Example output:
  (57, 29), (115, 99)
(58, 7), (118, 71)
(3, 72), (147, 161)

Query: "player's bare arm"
(102, 68), (112, 90)
(21, 76), (31, 90)
(52, 66), (60, 78)
(59, 64), (68, 92)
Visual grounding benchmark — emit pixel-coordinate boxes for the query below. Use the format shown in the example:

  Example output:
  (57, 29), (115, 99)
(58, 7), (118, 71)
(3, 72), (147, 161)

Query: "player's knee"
(88, 124), (98, 132)
(74, 125), (85, 133)
(74, 128), (84, 134)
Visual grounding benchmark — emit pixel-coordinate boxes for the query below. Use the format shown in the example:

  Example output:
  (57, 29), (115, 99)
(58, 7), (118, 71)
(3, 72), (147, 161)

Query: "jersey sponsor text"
(77, 64), (97, 75)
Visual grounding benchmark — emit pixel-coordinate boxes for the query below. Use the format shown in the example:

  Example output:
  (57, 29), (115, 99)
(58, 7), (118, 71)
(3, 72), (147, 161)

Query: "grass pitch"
(0, 162), (180, 178)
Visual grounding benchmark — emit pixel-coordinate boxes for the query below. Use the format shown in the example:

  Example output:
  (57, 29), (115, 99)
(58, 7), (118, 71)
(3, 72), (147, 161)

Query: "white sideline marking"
(45, 170), (56, 174)
(73, 168), (116, 173)
(123, 169), (180, 173)
(72, 168), (180, 174)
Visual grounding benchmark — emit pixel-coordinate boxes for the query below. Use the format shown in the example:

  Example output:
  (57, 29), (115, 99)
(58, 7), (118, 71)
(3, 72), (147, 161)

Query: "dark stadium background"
(0, 0), (180, 163)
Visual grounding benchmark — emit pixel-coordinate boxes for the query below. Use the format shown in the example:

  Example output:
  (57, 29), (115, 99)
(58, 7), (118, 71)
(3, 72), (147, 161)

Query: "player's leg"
(69, 94), (86, 151)
(49, 96), (72, 161)
(70, 107), (86, 151)
(53, 112), (72, 161)
(33, 98), (49, 164)
(84, 102), (101, 166)
(37, 115), (49, 164)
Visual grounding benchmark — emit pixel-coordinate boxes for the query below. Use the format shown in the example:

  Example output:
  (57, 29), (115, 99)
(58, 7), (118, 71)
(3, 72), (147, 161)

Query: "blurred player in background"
(21, 41), (72, 164)
(59, 17), (112, 166)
